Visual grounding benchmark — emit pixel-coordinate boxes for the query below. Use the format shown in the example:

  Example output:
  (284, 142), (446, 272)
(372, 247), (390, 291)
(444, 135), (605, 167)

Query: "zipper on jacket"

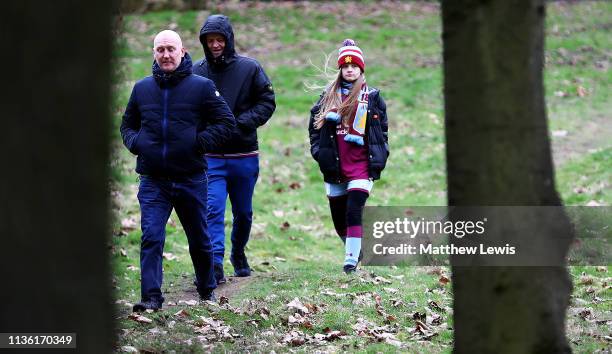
(162, 89), (169, 170)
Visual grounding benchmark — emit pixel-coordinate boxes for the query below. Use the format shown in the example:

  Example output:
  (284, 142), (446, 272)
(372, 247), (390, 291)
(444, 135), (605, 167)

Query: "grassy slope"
(110, 2), (611, 352)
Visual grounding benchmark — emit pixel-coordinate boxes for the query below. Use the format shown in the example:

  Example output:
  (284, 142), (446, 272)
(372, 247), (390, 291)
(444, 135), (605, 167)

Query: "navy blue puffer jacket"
(193, 14), (276, 154)
(120, 53), (235, 177)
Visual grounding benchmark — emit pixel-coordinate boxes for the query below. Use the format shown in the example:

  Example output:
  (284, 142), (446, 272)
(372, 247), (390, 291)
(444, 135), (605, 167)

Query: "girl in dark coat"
(308, 39), (389, 273)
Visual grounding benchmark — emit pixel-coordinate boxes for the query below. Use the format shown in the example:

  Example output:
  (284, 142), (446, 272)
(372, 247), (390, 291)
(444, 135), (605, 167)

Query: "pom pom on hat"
(338, 38), (365, 72)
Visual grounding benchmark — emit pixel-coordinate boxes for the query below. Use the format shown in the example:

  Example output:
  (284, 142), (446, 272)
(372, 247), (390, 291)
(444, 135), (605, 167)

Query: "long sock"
(344, 190), (369, 265)
(328, 194), (348, 243)
(345, 237), (361, 266)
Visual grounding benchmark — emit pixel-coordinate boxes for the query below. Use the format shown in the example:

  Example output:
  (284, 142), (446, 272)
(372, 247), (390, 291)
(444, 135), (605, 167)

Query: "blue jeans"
(206, 156), (259, 265)
(137, 173), (216, 303)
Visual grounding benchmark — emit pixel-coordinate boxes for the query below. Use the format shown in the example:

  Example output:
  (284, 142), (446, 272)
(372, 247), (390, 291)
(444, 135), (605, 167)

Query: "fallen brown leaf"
(410, 319), (438, 340)
(128, 313), (152, 324)
(321, 289), (344, 298)
(373, 276), (393, 285)
(427, 300), (445, 312)
(259, 307), (270, 320)
(412, 312), (427, 322)
(426, 267), (445, 276)
(374, 293), (383, 306)
(280, 221), (290, 231)
(578, 308), (592, 320)
(287, 297), (309, 314)
(386, 314), (397, 322)
(579, 274), (594, 285)
(178, 300), (198, 306)
(245, 319), (260, 328)
(304, 303), (321, 314)
(290, 337), (305, 346)
(193, 316), (240, 340)
(121, 217), (138, 232)
(314, 330), (347, 342)
(163, 252), (178, 261)
(173, 309), (190, 318)
(425, 309), (443, 326)
(390, 298), (404, 308)
(280, 330), (306, 347)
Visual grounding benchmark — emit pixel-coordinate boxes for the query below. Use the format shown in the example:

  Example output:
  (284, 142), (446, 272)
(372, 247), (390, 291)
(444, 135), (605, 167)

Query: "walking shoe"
(230, 252), (251, 277)
(194, 269), (225, 287)
(132, 300), (162, 312)
(214, 263), (227, 284)
(200, 290), (217, 302)
(343, 264), (357, 274)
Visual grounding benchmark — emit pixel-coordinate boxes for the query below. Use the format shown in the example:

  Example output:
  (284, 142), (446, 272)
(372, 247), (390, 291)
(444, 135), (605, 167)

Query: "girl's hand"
(344, 134), (364, 146)
(325, 111), (341, 123)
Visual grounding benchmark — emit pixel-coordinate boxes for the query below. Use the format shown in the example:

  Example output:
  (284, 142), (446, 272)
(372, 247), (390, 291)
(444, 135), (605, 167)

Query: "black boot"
(343, 264), (357, 274)
(133, 300), (162, 312)
(214, 263), (227, 284)
(199, 290), (217, 302)
(230, 251), (251, 277)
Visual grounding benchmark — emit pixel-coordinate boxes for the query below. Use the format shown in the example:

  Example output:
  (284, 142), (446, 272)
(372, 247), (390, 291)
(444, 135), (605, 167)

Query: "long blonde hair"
(313, 72), (365, 130)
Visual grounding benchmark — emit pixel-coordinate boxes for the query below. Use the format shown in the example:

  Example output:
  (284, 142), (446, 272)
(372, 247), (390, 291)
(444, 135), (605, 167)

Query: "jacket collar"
(152, 52), (193, 87)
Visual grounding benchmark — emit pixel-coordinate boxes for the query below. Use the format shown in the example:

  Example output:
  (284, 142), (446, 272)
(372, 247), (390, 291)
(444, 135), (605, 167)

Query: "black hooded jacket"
(193, 15), (276, 154)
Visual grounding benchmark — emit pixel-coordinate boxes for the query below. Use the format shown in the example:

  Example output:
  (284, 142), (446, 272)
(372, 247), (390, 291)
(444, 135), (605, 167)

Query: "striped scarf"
(338, 80), (369, 138)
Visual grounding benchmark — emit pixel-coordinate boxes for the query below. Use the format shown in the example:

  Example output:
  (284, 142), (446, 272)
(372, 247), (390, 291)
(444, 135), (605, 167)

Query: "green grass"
(558, 148), (611, 205)
(110, 2), (611, 352)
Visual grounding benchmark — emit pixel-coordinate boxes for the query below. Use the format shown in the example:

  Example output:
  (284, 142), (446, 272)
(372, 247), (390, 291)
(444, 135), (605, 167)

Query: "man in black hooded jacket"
(193, 15), (276, 283)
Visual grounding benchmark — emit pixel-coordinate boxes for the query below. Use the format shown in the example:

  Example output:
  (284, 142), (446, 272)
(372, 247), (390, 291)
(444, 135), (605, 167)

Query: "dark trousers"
(137, 173), (216, 303)
(206, 156), (259, 265)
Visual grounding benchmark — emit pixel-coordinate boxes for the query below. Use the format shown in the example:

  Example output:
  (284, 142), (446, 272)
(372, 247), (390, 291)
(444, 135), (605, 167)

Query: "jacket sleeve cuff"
(236, 114), (257, 130)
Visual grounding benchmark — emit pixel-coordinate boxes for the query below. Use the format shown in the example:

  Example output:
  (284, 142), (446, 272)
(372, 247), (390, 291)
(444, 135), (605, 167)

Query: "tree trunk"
(0, 2), (114, 352)
(442, 1), (573, 352)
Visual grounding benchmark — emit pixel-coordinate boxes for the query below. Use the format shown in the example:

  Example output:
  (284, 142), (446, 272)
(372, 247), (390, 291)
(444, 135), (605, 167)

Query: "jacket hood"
(199, 14), (236, 67)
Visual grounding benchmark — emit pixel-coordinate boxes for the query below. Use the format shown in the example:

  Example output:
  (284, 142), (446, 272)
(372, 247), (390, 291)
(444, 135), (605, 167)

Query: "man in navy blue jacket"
(193, 15), (276, 283)
(120, 30), (235, 311)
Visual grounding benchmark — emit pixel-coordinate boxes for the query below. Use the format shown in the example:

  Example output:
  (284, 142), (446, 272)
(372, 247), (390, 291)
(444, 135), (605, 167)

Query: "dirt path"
(165, 274), (258, 304)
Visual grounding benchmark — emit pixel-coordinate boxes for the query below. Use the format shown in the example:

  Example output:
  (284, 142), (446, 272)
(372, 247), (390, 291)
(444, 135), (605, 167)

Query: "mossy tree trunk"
(442, 1), (573, 352)
(0, 2), (114, 352)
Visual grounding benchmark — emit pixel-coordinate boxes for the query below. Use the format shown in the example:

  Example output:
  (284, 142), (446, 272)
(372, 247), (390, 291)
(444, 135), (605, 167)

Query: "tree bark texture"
(0, 2), (114, 352)
(119, 0), (208, 13)
(442, 1), (573, 353)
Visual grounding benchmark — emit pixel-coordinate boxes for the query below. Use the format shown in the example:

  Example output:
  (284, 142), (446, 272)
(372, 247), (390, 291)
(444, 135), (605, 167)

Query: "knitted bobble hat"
(337, 38), (365, 72)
